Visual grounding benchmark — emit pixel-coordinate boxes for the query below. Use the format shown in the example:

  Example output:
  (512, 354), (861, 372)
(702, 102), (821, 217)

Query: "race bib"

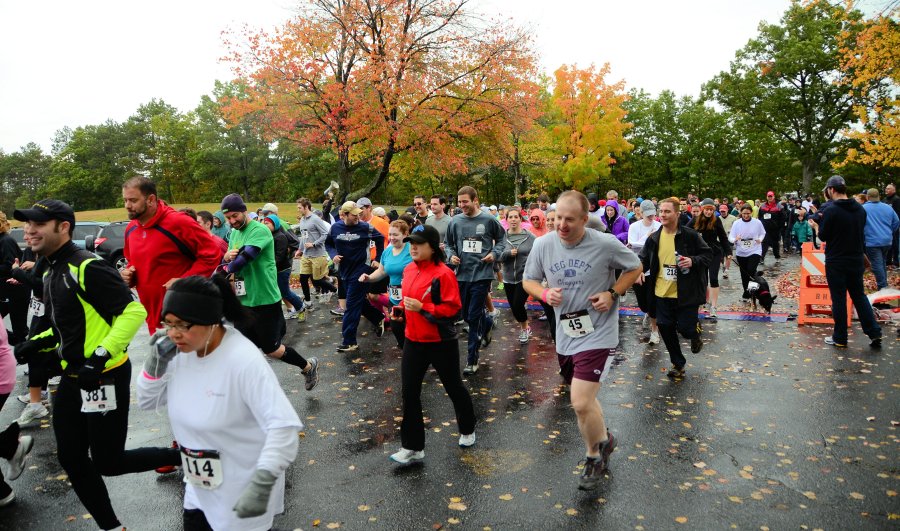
(233, 280), (246, 296)
(181, 447), (223, 490)
(741, 239), (753, 249)
(763, 213), (772, 220)
(561, 310), (595, 338)
(300, 230), (309, 240)
(462, 238), (482, 254)
(663, 265), (678, 282)
(389, 285), (402, 300)
(80, 385), (117, 413)
(28, 296), (45, 317)
(369, 240), (376, 249)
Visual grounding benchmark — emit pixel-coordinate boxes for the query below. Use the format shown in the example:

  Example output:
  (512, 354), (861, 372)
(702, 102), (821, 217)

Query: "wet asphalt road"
(1, 253), (897, 530)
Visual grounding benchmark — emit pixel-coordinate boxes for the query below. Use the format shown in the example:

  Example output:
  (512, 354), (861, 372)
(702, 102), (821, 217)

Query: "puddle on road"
(460, 449), (534, 476)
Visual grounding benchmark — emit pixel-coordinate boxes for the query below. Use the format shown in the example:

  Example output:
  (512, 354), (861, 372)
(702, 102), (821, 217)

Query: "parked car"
(88, 221), (129, 270)
(8, 227), (26, 250)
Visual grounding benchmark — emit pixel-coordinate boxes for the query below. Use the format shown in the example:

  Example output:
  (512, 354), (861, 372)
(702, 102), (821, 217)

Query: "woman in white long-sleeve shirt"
(728, 204), (766, 300)
(137, 275), (302, 531)
(627, 200), (662, 344)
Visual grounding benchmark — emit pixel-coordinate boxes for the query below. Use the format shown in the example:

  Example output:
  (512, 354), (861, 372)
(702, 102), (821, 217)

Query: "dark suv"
(90, 221), (129, 270)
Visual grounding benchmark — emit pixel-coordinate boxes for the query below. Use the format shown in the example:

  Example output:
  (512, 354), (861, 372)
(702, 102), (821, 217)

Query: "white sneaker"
(648, 330), (660, 345)
(285, 309), (299, 319)
(319, 291), (333, 303)
(459, 432), (476, 447)
(709, 306), (718, 318)
(16, 403), (49, 427)
(6, 435), (34, 480)
(518, 328), (532, 344)
(47, 376), (62, 386)
(17, 390), (49, 405)
(641, 314), (650, 330)
(390, 448), (424, 464)
(490, 309), (501, 320)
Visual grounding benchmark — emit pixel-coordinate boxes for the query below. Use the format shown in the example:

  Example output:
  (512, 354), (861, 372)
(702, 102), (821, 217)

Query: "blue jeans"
(458, 279), (493, 365)
(341, 276), (384, 346)
(825, 262), (881, 344)
(277, 269), (305, 310)
(865, 246), (890, 289)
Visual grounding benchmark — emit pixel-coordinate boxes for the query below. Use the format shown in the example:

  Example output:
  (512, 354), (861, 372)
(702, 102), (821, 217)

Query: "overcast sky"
(0, 0), (866, 153)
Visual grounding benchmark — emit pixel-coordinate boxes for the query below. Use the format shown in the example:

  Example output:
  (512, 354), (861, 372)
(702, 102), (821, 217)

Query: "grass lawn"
(9, 202), (309, 226)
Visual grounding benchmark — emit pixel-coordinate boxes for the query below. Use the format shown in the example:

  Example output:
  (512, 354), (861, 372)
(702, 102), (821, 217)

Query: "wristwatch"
(607, 288), (620, 301)
(92, 346), (110, 359)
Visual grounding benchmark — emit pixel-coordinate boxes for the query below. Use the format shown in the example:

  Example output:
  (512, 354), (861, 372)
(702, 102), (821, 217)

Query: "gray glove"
(143, 330), (178, 378)
(233, 469), (277, 518)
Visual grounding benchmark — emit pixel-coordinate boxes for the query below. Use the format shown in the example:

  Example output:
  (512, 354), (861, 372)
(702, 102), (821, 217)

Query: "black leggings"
(337, 275), (346, 299)
(299, 273), (337, 301)
(53, 360), (180, 529)
(736, 254), (761, 295)
(183, 508), (214, 531)
(400, 340), (476, 451)
(0, 283), (29, 344)
(503, 282), (529, 323)
(707, 250), (723, 289)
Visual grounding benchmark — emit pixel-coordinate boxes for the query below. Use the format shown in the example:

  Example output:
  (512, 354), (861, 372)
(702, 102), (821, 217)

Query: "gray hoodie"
(499, 229), (536, 284)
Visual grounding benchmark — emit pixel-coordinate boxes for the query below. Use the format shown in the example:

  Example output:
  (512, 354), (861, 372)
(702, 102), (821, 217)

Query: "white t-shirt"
(729, 217), (766, 257)
(627, 219), (661, 253)
(137, 327), (302, 531)
(524, 229), (641, 355)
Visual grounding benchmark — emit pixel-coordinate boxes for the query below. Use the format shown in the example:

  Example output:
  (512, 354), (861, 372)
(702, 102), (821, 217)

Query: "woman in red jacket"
(389, 225), (477, 465)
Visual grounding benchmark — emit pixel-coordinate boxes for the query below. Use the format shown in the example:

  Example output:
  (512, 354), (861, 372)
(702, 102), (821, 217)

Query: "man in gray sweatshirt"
(296, 198), (336, 306)
(446, 186), (507, 374)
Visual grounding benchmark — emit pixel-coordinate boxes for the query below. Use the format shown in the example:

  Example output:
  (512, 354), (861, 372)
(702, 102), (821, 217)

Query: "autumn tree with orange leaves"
(222, 0), (539, 199)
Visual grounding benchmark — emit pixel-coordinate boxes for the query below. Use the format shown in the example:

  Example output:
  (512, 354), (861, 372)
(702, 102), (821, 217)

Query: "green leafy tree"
(0, 143), (52, 213)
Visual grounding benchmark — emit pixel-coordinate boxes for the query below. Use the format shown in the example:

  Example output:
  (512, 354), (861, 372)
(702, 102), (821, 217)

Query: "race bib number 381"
(80, 385), (117, 413)
(181, 447), (224, 490)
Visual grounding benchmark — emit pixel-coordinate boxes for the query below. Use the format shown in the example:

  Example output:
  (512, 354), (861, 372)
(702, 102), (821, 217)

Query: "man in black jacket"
(808, 176), (882, 348)
(637, 197), (713, 379)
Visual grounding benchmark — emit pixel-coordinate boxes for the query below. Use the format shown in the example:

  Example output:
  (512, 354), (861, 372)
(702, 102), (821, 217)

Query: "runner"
(295, 198), (337, 308)
(499, 208), (536, 343)
(121, 176), (223, 333)
(808, 176), (882, 348)
(693, 199), (731, 318)
(523, 191), (642, 490)
(728, 204), (766, 301)
(260, 214), (306, 321)
(388, 225), (476, 464)
(324, 201), (386, 352)
(220, 194), (319, 390)
(0, 211), (28, 345)
(758, 191), (785, 262)
(718, 204), (737, 279)
(137, 275), (302, 530)
(445, 186), (507, 375)
(636, 197), (712, 379)
(14, 199), (181, 530)
(359, 220), (413, 349)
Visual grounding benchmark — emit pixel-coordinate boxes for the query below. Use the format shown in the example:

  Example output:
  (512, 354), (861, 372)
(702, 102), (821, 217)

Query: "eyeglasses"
(414, 202), (424, 206)
(160, 321), (195, 332)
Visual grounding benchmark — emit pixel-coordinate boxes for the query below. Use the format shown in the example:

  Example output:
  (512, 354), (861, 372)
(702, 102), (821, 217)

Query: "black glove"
(78, 352), (107, 391)
(13, 340), (37, 365)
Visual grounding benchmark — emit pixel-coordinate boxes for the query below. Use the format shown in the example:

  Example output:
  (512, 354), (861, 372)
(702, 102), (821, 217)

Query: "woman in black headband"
(136, 275), (303, 531)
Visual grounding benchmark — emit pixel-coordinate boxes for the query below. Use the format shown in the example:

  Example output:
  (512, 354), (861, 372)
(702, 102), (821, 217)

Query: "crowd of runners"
(0, 176), (897, 529)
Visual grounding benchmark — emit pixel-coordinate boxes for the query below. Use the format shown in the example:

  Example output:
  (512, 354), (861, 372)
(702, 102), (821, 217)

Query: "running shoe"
(17, 390), (49, 405)
(709, 306), (718, 318)
(455, 319), (465, 326)
(374, 319), (385, 338)
(296, 308), (307, 322)
(824, 337), (847, 348)
(518, 327), (532, 344)
(648, 330), (660, 345)
(870, 335), (882, 348)
(330, 307), (346, 316)
(480, 326), (493, 348)
(490, 309), (501, 320)
(285, 309), (299, 319)
(390, 448), (424, 464)
(337, 343), (358, 352)
(155, 441), (180, 474)
(304, 357), (319, 391)
(320, 291), (333, 304)
(667, 366), (686, 379)
(462, 364), (478, 375)
(458, 432), (476, 447)
(48, 376), (62, 386)
(690, 324), (703, 353)
(578, 456), (604, 490)
(595, 431), (617, 473)
(6, 436), (34, 481)
(641, 314), (650, 329)
(16, 403), (49, 427)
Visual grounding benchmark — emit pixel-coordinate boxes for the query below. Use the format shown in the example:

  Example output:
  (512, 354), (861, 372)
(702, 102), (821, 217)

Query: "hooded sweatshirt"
(529, 209), (548, 237)
(499, 229), (536, 284)
(817, 198), (867, 267)
(601, 209), (630, 244)
(211, 210), (231, 241)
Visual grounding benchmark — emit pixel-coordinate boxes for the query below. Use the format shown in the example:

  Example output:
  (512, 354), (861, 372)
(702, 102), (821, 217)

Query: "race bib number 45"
(561, 309), (595, 338)
(181, 447), (224, 490)
(80, 385), (117, 413)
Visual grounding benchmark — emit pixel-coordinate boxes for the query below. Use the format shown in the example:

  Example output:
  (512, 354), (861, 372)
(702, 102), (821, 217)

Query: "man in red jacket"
(121, 176), (223, 333)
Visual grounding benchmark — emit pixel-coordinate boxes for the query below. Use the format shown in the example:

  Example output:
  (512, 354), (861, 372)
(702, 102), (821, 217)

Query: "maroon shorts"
(557, 348), (614, 384)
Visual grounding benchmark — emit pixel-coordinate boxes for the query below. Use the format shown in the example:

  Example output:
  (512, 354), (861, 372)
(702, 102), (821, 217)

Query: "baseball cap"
(823, 175), (846, 192)
(372, 206), (386, 217)
(14, 199), (76, 225)
(639, 199), (656, 216)
(356, 197), (373, 208)
(766, 191), (775, 197)
(340, 201), (362, 215)
(403, 224), (441, 250)
(261, 202), (278, 214)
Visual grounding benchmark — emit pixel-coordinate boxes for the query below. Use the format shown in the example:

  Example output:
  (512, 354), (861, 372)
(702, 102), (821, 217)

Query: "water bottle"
(675, 251), (689, 274)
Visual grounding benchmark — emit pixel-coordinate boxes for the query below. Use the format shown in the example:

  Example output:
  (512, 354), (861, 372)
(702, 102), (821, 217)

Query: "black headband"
(161, 290), (223, 326)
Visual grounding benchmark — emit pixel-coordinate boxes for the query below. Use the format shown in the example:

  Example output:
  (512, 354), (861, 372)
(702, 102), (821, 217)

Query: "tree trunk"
(801, 158), (818, 197)
(350, 139), (396, 199)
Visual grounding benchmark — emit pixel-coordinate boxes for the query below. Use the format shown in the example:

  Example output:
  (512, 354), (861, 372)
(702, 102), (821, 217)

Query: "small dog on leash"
(747, 274), (776, 313)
